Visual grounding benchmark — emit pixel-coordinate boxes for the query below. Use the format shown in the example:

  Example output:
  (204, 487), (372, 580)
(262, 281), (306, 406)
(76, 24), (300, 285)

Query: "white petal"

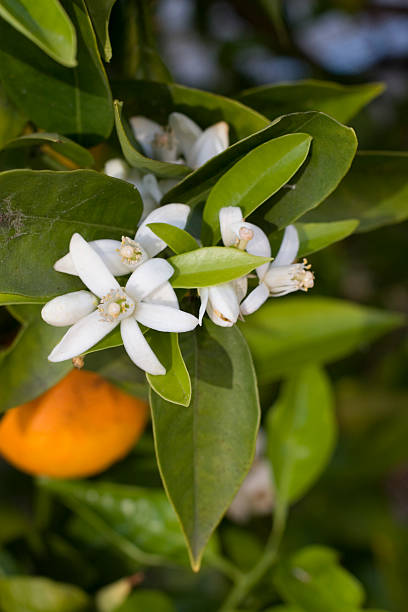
(121, 317), (165, 375)
(169, 112), (202, 160)
(54, 239), (131, 277)
(219, 206), (243, 247)
(206, 300), (233, 327)
(187, 122), (229, 169)
(129, 116), (163, 158)
(48, 310), (117, 362)
(232, 276), (248, 303)
(146, 281), (179, 308)
(126, 258), (174, 301)
(208, 283), (240, 323)
(240, 283), (270, 315)
(104, 158), (130, 180)
(244, 222), (271, 281)
(138, 174), (164, 221)
(198, 288), (209, 325)
(70, 233), (119, 298)
(158, 177), (179, 194)
(41, 291), (97, 327)
(135, 302), (198, 332)
(272, 225), (299, 267)
(135, 203), (190, 257)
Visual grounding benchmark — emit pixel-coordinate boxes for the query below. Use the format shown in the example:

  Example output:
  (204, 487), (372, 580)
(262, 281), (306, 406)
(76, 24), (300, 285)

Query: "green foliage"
(114, 590), (176, 612)
(1, 132), (94, 168)
(0, 576), (90, 612)
(146, 331), (191, 406)
(84, 0), (117, 62)
(147, 223), (199, 254)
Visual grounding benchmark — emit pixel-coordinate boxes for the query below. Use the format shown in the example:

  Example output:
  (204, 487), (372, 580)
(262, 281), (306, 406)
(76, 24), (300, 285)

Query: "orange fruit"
(0, 369), (149, 478)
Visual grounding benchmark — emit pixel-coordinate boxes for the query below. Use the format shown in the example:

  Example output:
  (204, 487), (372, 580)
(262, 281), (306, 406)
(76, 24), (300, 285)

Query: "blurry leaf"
(295, 220), (359, 257)
(0, 169), (142, 298)
(240, 297), (404, 385)
(150, 320), (260, 569)
(0, 576), (90, 612)
(0, 504), (30, 544)
(0, 0), (113, 144)
(273, 546), (365, 612)
(202, 133), (312, 245)
(169, 247), (270, 288)
(2, 133), (94, 168)
(0, 0), (77, 67)
(147, 223), (199, 254)
(238, 80), (384, 124)
(267, 365), (336, 504)
(304, 152), (408, 232)
(222, 526), (263, 572)
(0, 550), (21, 577)
(146, 332), (191, 407)
(131, 0), (172, 82)
(95, 578), (132, 612)
(115, 590), (176, 612)
(0, 305), (71, 413)
(85, 0), (117, 62)
(114, 100), (190, 178)
(0, 87), (26, 148)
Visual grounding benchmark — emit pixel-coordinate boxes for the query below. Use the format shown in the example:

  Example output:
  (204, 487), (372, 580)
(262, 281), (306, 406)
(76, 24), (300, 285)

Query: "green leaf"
(146, 332), (191, 407)
(0, 0), (77, 67)
(131, 0), (172, 82)
(150, 320), (260, 569)
(114, 100), (190, 179)
(147, 223), (199, 254)
(85, 0), (117, 62)
(0, 305), (72, 413)
(294, 220), (359, 257)
(273, 546), (365, 612)
(267, 365), (336, 504)
(1, 132), (94, 168)
(0, 576), (90, 612)
(0, 87), (26, 148)
(202, 133), (312, 245)
(240, 297), (404, 385)
(169, 247), (270, 288)
(238, 80), (384, 124)
(0, 0), (113, 145)
(0, 294), (46, 305)
(0, 169), (142, 299)
(304, 151), (408, 232)
(115, 590), (176, 612)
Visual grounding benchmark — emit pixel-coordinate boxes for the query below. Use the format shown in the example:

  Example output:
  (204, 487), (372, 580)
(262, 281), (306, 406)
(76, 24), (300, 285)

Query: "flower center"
(237, 226), (254, 250)
(153, 128), (174, 150)
(292, 259), (314, 291)
(98, 288), (135, 323)
(117, 236), (145, 269)
(264, 259), (315, 296)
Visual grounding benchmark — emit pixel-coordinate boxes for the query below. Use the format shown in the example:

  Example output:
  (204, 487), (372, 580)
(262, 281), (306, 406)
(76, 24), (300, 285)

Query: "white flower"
(130, 112), (229, 169)
(53, 203), (190, 278)
(198, 206), (268, 327)
(43, 234), (198, 375)
(240, 225), (315, 316)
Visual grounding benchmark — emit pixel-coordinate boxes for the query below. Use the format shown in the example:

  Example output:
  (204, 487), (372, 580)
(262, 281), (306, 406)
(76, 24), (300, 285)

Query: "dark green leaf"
(202, 133), (312, 245)
(0, 305), (71, 413)
(238, 80), (384, 124)
(0, 169), (142, 298)
(147, 223), (199, 254)
(0, 576), (90, 612)
(0, 87), (26, 148)
(131, 0), (172, 82)
(150, 320), (260, 569)
(85, 0), (117, 62)
(2, 133), (94, 168)
(267, 365), (336, 503)
(240, 297), (404, 384)
(0, 0), (113, 144)
(146, 331), (191, 407)
(169, 247), (270, 288)
(115, 590), (176, 612)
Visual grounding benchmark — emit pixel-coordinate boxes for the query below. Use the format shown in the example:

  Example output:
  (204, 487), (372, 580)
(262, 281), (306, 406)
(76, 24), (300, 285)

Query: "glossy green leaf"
(85, 0), (117, 62)
(0, 0), (77, 67)
(295, 220), (359, 257)
(0, 0), (113, 144)
(267, 365), (336, 504)
(273, 546), (365, 612)
(147, 223), (199, 254)
(0, 294), (46, 305)
(131, 0), (172, 82)
(115, 590), (176, 612)
(0, 305), (72, 413)
(114, 100), (190, 179)
(0, 576), (90, 612)
(238, 80), (384, 124)
(2, 133), (94, 168)
(146, 332), (191, 407)
(0, 87), (26, 148)
(150, 320), (260, 569)
(240, 297), (404, 384)
(304, 151), (408, 232)
(0, 169), (142, 298)
(202, 133), (312, 245)
(169, 247), (270, 288)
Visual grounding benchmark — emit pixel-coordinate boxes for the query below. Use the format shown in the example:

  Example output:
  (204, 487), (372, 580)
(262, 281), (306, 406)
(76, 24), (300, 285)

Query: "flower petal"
(135, 302), (198, 332)
(41, 291), (97, 327)
(208, 283), (240, 323)
(126, 258), (174, 301)
(70, 233), (119, 298)
(146, 281), (179, 309)
(129, 116), (163, 158)
(272, 224), (299, 267)
(244, 222), (271, 281)
(206, 300), (233, 327)
(240, 283), (269, 316)
(219, 206), (243, 247)
(121, 317), (165, 375)
(187, 122), (229, 169)
(135, 203), (190, 257)
(198, 287), (209, 325)
(169, 112), (202, 160)
(54, 239), (131, 277)
(104, 158), (130, 180)
(232, 276), (248, 303)
(48, 310), (117, 362)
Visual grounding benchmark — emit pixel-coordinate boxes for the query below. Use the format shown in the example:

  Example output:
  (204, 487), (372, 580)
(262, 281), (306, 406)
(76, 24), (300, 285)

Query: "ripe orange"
(0, 369), (149, 478)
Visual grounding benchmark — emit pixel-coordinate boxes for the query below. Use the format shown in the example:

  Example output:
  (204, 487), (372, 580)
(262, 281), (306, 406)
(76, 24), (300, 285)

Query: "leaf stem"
(205, 551), (244, 583)
(218, 498), (288, 612)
